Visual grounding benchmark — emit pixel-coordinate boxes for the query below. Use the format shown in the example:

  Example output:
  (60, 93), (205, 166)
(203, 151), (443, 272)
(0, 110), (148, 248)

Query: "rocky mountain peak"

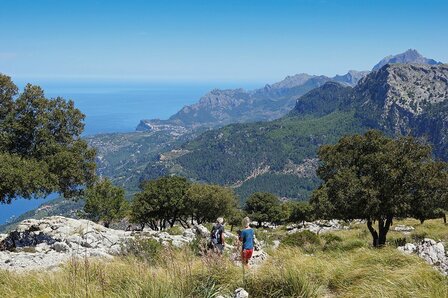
(271, 73), (315, 89)
(358, 63), (448, 115)
(372, 49), (442, 71)
(333, 70), (371, 86)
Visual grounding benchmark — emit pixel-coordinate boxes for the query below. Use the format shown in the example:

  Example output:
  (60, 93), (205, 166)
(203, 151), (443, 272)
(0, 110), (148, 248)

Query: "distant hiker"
(239, 216), (254, 269)
(210, 217), (225, 254)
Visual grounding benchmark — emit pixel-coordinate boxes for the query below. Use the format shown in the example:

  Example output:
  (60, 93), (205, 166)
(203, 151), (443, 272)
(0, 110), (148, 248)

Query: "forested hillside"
(143, 64), (448, 201)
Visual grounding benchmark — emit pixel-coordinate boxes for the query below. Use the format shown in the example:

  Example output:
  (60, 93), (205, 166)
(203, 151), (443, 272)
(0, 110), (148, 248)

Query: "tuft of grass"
(165, 225), (184, 236)
(281, 230), (321, 253)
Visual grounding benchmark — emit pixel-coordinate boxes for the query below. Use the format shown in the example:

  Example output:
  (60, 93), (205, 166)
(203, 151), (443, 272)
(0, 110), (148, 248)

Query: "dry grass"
(0, 219), (447, 298)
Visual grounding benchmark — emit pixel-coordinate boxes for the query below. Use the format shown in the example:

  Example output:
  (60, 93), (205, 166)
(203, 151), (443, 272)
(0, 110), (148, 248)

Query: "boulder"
(394, 225), (415, 233)
(397, 243), (416, 254)
(398, 238), (448, 275)
(0, 216), (133, 271)
(287, 219), (348, 234)
(52, 242), (70, 253)
(194, 224), (210, 238)
(234, 288), (249, 298)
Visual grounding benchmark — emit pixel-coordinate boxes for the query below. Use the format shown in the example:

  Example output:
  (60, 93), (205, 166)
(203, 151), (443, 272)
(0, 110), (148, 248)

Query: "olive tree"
(244, 192), (284, 227)
(311, 130), (447, 247)
(84, 178), (128, 227)
(288, 201), (314, 225)
(0, 74), (96, 202)
(185, 183), (238, 224)
(131, 176), (190, 230)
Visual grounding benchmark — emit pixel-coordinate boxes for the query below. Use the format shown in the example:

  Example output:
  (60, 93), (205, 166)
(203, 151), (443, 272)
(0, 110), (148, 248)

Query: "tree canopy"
(131, 176), (191, 230)
(288, 201), (314, 224)
(84, 178), (128, 227)
(0, 74), (96, 203)
(311, 130), (448, 247)
(244, 192), (285, 227)
(185, 183), (238, 224)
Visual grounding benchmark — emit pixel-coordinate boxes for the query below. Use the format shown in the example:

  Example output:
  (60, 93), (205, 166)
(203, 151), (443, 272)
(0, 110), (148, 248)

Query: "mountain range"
(2, 49), (444, 231)
(137, 49), (439, 132)
(141, 62), (448, 200)
(96, 49), (445, 197)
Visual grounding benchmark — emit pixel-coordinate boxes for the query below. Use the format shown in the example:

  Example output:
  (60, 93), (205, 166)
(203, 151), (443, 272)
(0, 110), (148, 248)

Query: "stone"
(194, 224), (210, 238)
(52, 242), (70, 253)
(287, 219), (348, 235)
(234, 288), (249, 298)
(183, 229), (196, 240)
(272, 240), (280, 249)
(250, 250), (268, 267)
(397, 243), (416, 254)
(398, 238), (448, 275)
(394, 225), (415, 232)
(0, 216), (132, 271)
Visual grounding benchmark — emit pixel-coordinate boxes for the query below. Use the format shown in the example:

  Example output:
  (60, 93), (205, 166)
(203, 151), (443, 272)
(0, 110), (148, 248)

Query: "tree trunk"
(443, 214), (447, 224)
(367, 219), (379, 247)
(367, 216), (393, 247)
(420, 219), (425, 224)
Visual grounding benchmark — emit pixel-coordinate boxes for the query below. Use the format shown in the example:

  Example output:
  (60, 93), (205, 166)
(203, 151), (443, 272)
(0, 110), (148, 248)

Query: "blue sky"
(1, 0), (447, 83)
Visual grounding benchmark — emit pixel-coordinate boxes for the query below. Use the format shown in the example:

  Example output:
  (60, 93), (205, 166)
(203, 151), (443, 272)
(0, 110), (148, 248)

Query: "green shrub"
(321, 233), (342, 245)
(281, 230), (320, 253)
(388, 237), (408, 248)
(124, 237), (164, 265)
(166, 225), (184, 235)
(411, 231), (428, 242)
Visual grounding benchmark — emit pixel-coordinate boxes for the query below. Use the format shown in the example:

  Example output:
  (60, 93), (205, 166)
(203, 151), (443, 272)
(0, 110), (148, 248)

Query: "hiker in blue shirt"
(239, 216), (254, 269)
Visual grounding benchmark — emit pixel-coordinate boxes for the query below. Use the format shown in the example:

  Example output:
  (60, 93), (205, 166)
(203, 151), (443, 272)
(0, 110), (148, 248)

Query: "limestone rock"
(398, 238), (448, 275)
(52, 242), (70, 253)
(0, 216), (132, 271)
(194, 224), (210, 238)
(234, 288), (249, 298)
(397, 243), (417, 254)
(287, 219), (348, 234)
(394, 225), (415, 233)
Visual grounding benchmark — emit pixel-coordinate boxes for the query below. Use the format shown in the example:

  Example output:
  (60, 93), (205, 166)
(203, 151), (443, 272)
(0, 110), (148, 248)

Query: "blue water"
(0, 79), (262, 224)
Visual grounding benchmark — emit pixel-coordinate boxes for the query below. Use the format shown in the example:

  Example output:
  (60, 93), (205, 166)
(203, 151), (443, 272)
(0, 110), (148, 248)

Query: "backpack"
(210, 224), (222, 245)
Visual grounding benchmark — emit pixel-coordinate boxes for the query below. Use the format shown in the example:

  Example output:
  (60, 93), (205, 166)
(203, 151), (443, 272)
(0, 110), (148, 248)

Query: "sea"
(0, 79), (261, 225)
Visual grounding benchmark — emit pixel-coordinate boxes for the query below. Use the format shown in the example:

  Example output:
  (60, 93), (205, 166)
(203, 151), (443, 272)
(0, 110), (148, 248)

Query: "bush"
(411, 231), (428, 242)
(281, 230), (320, 253)
(321, 233), (342, 250)
(388, 237), (408, 248)
(124, 237), (164, 265)
(332, 238), (366, 252)
(166, 225), (184, 235)
(321, 233), (342, 245)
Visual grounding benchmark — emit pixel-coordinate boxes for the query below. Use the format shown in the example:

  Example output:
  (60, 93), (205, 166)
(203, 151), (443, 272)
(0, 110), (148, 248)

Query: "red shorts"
(241, 249), (253, 262)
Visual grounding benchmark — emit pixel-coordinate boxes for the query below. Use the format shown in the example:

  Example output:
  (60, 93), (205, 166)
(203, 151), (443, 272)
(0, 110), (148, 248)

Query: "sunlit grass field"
(0, 218), (447, 298)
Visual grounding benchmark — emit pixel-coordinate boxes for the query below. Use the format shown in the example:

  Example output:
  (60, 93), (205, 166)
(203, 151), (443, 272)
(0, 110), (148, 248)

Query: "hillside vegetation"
(1, 218), (446, 298)
(143, 64), (448, 201)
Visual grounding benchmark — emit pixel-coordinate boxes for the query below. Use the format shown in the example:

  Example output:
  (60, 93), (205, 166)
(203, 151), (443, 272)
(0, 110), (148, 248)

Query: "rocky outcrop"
(398, 238), (448, 275)
(393, 225), (415, 233)
(287, 219), (349, 234)
(0, 216), (130, 271)
(0, 217), (215, 271)
(355, 63), (448, 160)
